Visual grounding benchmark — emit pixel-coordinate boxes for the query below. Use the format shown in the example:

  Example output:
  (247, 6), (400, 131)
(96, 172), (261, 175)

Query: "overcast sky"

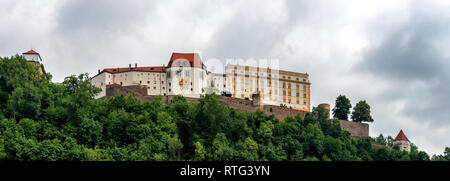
(1, 0), (449, 156)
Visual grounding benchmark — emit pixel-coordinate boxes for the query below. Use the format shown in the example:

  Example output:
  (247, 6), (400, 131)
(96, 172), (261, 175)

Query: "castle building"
(223, 64), (311, 111)
(22, 49), (44, 74)
(91, 53), (208, 99)
(393, 130), (411, 152)
(91, 52), (311, 111)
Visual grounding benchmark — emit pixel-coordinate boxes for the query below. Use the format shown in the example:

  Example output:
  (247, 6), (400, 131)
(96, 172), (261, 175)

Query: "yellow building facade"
(225, 64), (311, 111)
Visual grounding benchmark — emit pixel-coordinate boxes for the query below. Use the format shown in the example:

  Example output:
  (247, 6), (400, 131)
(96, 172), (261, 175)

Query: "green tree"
(255, 120), (274, 144)
(79, 118), (103, 147)
(445, 147), (450, 161)
(332, 95), (351, 120)
(351, 100), (374, 123)
(167, 136), (183, 160)
(193, 141), (206, 161)
(210, 133), (235, 161)
(375, 134), (386, 146)
(237, 137), (259, 161)
(0, 132), (6, 160)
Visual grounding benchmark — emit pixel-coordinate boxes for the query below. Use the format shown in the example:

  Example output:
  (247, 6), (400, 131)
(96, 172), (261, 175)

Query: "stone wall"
(102, 86), (369, 137)
(339, 120), (369, 137)
(105, 84), (147, 97)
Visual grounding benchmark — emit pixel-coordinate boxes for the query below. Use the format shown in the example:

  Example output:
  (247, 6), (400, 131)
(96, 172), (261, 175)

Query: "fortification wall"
(339, 120), (369, 137)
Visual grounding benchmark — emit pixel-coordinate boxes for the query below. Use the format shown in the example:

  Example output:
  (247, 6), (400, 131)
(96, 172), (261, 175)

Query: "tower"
(393, 130), (411, 152)
(319, 103), (331, 119)
(22, 49), (43, 74)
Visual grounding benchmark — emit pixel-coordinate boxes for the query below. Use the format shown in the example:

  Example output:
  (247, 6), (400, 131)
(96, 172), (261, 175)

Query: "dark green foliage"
(332, 95), (351, 120)
(351, 100), (374, 123)
(0, 55), (442, 161)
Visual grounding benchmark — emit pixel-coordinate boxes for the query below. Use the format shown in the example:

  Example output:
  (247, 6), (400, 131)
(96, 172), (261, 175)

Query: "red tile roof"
(394, 130), (409, 141)
(167, 52), (205, 69)
(102, 66), (166, 74)
(95, 52), (205, 77)
(371, 143), (385, 148)
(23, 49), (39, 54)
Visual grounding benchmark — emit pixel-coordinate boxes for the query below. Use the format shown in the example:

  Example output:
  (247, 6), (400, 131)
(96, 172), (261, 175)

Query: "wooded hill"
(0, 55), (447, 161)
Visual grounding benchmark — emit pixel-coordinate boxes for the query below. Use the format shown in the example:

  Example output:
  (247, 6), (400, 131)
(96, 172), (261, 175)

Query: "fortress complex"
(91, 52), (311, 111)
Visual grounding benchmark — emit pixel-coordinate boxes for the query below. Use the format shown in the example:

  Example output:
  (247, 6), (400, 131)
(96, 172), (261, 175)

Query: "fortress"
(91, 53), (311, 111)
(90, 52), (368, 137)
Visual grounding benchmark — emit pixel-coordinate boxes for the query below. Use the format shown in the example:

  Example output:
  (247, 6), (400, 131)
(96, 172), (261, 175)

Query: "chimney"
(135, 63), (137, 68)
(98, 69), (100, 74)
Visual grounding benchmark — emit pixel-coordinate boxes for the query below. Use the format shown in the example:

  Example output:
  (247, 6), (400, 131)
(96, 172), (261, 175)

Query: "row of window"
(108, 73), (165, 78)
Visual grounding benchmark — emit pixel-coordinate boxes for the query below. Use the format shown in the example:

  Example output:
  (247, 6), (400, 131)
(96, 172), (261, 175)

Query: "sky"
(1, 0), (450, 156)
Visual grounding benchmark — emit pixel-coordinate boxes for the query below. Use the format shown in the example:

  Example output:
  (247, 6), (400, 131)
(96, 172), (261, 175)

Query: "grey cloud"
(56, 0), (155, 33)
(355, 1), (450, 128)
(205, 3), (289, 60)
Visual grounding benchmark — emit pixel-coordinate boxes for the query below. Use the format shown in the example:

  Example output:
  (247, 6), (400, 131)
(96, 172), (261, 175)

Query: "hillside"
(0, 55), (442, 161)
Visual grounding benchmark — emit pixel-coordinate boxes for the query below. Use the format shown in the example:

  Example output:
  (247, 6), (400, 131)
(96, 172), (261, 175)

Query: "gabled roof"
(394, 130), (409, 141)
(102, 66), (166, 74)
(167, 52), (206, 69)
(23, 49), (39, 54)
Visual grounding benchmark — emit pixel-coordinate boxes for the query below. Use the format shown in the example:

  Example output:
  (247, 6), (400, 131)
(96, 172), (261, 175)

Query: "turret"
(393, 130), (411, 152)
(22, 49), (43, 74)
(23, 49), (42, 62)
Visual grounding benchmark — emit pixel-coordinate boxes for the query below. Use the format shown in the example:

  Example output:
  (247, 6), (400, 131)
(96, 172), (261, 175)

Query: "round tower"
(393, 130), (411, 152)
(318, 103), (331, 119)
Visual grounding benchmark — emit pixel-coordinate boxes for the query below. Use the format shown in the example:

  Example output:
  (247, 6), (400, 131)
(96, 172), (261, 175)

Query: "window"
(303, 94), (307, 98)
(147, 81), (150, 84)
(140, 81), (142, 84)
(154, 87), (156, 90)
